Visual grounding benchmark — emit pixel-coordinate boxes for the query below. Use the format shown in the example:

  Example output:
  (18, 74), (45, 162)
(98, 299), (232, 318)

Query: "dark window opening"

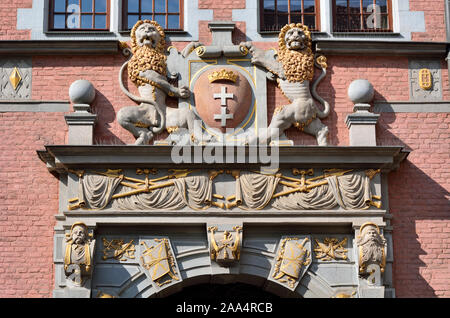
(123, 0), (183, 31)
(333, 0), (393, 32)
(49, 0), (110, 31)
(260, 0), (321, 32)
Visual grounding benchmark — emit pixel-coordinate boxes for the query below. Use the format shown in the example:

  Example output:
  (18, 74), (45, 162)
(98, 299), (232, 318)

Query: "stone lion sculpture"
(118, 20), (201, 145)
(241, 23), (330, 145)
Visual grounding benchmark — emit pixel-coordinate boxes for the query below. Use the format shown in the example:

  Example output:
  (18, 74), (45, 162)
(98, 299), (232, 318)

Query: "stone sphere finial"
(69, 80), (96, 104)
(348, 79), (374, 104)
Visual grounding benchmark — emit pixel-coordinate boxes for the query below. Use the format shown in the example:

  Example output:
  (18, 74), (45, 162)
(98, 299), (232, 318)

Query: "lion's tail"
(311, 64), (330, 119)
(118, 59), (165, 134)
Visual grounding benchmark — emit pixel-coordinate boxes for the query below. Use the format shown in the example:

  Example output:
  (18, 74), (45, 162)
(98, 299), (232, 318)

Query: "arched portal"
(165, 282), (284, 299)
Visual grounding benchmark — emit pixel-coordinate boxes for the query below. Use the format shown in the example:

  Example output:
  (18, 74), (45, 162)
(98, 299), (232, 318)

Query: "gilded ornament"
(419, 68), (432, 90)
(357, 222), (386, 275)
(63, 222), (94, 286)
(315, 55), (328, 69)
(195, 45), (206, 57)
(140, 239), (180, 287)
(313, 237), (348, 261)
(333, 291), (357, 298)
(208, 69), (238, 83)
(208, 226), (242, 266)
(102, 238), (136, 261)
(9, 67), (22, 90)
(272, 237), (311, 289)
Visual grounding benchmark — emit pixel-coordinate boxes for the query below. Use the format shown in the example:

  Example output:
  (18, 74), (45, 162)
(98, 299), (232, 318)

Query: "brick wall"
(0, 0), (31, 40)
(0, 112), (65, 297)
(380, 112), (450, 297)
(410, 0), (447, 42)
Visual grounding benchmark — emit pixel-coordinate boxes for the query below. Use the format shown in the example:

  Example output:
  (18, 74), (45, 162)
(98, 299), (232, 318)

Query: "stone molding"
(37, 145), (409, 172)
(0, 40), (120, 55)
(0, 100), (70, 112)
(315, 40), (448, 57)
(373, 101), (450, 113)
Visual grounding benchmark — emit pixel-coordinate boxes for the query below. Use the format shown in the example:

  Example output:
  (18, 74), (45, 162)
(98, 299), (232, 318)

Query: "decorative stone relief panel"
(0, 58), (32, 99)
(139, 237), (182, 288)
(66, 168), (382, 212)
(409, 59), (442, 101)
(207, 224), (243, 266)
(268, 236), (312, 291)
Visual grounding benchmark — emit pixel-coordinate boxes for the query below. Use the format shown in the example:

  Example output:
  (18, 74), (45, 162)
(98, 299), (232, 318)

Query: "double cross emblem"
(213, 86), (234, 127)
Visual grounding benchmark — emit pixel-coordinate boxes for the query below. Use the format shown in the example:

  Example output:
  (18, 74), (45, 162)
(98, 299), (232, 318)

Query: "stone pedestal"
(346, 79), (379, 146)
(64, 80), (97, 145)
(345, 103), (380, 146)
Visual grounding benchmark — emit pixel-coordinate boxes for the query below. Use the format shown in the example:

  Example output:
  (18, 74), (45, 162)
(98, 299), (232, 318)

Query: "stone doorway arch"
(91, 242), (338, 299)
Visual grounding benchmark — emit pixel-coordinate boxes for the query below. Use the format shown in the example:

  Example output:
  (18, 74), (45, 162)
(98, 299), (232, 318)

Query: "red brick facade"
(0, 1), (449, 297)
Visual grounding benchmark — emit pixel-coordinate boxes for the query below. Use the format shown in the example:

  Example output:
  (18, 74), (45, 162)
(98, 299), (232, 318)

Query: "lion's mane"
(277, 23), (314, 83)
(128, 20), (167, 87)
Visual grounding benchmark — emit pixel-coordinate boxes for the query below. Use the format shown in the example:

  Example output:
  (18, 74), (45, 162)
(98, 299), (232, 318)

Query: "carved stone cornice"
(37, 145), (409, 172)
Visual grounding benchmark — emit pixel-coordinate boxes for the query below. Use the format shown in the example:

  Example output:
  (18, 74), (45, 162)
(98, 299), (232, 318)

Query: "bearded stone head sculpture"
(357, 222), (386, 274)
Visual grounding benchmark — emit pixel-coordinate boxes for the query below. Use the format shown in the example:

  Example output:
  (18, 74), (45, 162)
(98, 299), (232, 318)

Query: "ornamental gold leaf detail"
(9, 67), (22, 90)
(208, 69), (238, 83)
(313, 237), (348, 261)
(102, 238), (136, 261)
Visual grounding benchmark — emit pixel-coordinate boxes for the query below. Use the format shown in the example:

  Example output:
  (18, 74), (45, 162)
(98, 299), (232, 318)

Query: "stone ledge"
(0, 40), (120, 55)
(0, 100), (70, 112)
(373, 101), (450, 113)
(37, 145), (409, 172)
(58, 211), (388, 229)
(315, 40), (448, 56)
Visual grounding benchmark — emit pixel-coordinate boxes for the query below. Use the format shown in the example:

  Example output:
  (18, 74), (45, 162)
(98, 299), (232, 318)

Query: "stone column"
(345, 79), (379, 146)
(65, 80), (97, 145)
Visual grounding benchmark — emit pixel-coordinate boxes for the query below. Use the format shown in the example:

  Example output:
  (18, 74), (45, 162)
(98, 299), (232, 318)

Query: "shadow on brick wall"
(377, 117), (450, 297)
(91, 90), (126, 145)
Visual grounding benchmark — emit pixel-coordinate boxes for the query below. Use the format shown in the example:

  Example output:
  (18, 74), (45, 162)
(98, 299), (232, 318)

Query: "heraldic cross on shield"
(194, 67), (253, 133)
(140, 239), (180, 287)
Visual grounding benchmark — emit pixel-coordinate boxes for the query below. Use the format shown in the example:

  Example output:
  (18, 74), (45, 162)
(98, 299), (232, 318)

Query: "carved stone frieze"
(66, 168), (382, 212)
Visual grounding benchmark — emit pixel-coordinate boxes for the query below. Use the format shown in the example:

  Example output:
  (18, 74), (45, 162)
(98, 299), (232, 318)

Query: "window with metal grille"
(123, 0), (183, 31)
(333, 0), (392, 32)
(49, 0), (110, 31)
(260, 0), (320, 32)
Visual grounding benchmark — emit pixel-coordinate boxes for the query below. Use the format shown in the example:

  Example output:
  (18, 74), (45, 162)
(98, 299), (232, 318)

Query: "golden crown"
(208, 69), (238, 83)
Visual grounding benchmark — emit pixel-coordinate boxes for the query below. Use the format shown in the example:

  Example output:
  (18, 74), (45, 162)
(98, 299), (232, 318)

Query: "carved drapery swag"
(72, 170), (377, 211)
(78, 174), (123, 210)
(77, 172), (213, 211)
(270, 171), (372, 210)
(234, 171), (281, 210)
